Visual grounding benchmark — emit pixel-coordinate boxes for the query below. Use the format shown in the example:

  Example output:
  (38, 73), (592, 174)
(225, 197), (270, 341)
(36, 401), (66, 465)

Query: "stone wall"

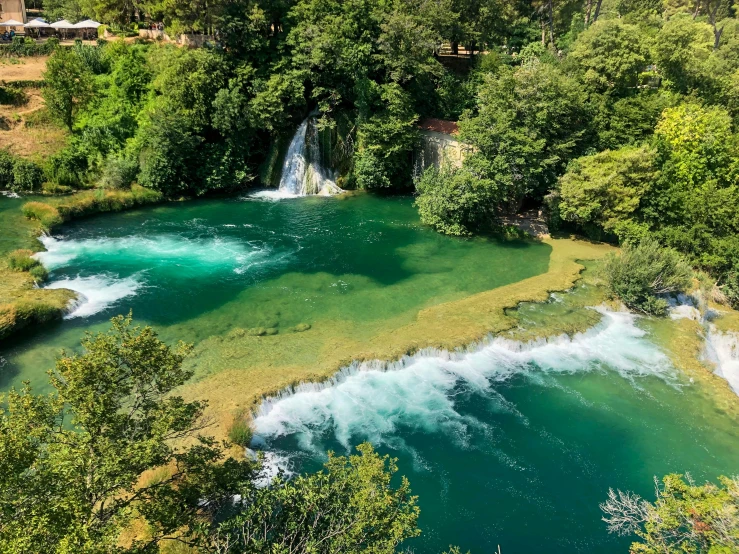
(414, 129), (473, 176)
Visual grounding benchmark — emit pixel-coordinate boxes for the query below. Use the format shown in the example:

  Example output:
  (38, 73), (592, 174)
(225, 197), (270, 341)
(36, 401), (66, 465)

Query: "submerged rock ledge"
(179, 236), (617, 440)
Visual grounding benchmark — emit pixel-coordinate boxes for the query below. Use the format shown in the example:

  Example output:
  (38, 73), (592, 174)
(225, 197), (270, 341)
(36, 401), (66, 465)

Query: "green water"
(0, 193), (551, 391)
(253, 309), (739, 553)
(1, 193), (738, 553)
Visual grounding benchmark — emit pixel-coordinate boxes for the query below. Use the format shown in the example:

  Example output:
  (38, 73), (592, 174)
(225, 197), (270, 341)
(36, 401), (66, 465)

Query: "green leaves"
(212, 443), (421, 553)
(0, 315), (256, 553)
(602, 474), (739, 553)
(602, 238), (693, 315)
(460, 63), (591, 208)
(43, 47), (95, 131)
(414, 162), (500, 236)
(569, 19), (651, 93)
(557, 145), (657, 240)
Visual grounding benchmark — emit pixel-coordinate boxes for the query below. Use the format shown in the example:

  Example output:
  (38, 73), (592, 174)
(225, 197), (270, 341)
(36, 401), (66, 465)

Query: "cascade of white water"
(706, 326), (739, 394)
(277, 117), (342, 196)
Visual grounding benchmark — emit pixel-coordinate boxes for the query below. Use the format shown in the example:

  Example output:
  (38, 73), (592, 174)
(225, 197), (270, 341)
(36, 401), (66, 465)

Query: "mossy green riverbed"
(1, 193), (738, 553)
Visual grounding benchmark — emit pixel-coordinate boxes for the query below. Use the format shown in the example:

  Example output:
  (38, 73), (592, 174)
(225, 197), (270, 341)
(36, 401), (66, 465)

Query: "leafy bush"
(414, 164), (500, 236)
(101, 155), (138, 189)
(21, 202), (63, 229)
(602, 238), (693, 315)
(0, 151), (44, 192)
(354, 150), (391, 189)
(73, 43), (108, 74)
(0, 150), (13, 189)
(722, 270), (739, 310)
(47, 144), (90, 188)
(10, 158), (44, 192)
(0, 85), (27, 106)
(28, 264), (49, 283)
(137, 116), (201, 195)
(0, 36), (58, 57)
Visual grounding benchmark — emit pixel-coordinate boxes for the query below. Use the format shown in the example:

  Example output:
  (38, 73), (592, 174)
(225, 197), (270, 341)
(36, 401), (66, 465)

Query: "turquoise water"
(253, 310), (739, 552)
(1, 193), (738, 553)
(0, 194), (551, 390)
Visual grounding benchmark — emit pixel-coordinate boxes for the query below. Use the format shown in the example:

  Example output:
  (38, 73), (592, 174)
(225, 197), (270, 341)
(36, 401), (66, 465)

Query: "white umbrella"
(73, 19), (102, 28)
(50, 19), (75, 29)
(24, 18), (51, 28)
(0, 19), (25, 27)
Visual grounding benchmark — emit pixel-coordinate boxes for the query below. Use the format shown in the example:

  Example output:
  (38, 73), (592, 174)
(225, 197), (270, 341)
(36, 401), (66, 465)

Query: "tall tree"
(43, 48), (94, 131)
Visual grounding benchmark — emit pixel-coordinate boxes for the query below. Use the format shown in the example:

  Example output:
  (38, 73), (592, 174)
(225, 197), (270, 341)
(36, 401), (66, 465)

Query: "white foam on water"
(1, 191), (20, 198)
(252, 309), (676, 454)
(705, 326), (739, 394)
(45, 273), (143, 318)
(668, 293), (701, 321)
(247, 189), (303, 201)
(35, 234), (268, 274)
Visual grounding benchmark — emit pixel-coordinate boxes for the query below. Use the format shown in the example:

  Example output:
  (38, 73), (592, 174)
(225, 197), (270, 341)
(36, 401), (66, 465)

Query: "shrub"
(47, 145), (89, 188)
(22, 201), (63, 229)
(73, 43), (108, 74)
(227, 411), (253, 447)
(11, 158), (44, 192)
(354, 150), (391, 189)
(0, 36), (58, 57)
(0, 151), (45, 192)
(101, 156), (138, 189)
(723, 270), (739, 310)
(414, 163), (500, 236)
(0, 85), (27, 106)
(29, 264), (49, 283)
(602, 238), (693, 315)
(0, 150), (13, 189)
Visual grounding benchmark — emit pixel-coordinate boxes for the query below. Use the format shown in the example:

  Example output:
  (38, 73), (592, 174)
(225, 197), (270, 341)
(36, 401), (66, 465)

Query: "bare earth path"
(0, 56), (48, 81)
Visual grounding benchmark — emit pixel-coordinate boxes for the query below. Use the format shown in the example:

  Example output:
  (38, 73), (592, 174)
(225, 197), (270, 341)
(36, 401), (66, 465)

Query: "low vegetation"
(6, 249), (47, 282)
(602, 239), (693, 316)
(0, 36), (59, 57)
(22, 185), (162, 231)
(0, 150), (44, 192)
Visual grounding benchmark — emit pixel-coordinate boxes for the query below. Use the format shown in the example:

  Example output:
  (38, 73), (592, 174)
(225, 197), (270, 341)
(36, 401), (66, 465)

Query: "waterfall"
(277, 117), (342, 196)
(705, 326), (739, 394)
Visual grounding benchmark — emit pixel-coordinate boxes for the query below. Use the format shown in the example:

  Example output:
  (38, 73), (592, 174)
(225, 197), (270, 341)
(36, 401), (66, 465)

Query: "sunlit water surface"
(1, 194), (737, 553)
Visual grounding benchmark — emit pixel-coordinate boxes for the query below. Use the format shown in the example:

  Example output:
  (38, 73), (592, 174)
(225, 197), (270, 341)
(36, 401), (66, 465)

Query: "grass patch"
(7, 249), (40, 272)
(227, 410), (253, 447)
(22, 185), (163, 231)
(22, 201), (63, 229)
(0, 268), (74, 340)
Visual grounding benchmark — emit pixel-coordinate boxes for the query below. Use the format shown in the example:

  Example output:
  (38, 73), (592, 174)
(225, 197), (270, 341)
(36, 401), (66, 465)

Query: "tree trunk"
(585, 0), (593, 26)
(693, 0), (702, 19)
(547, 0), (555, 48)
(709, 0), (724, 49)
(592, 0), (603, 23)
(451, 41), (459, 55)
(541, 22), (546, 46)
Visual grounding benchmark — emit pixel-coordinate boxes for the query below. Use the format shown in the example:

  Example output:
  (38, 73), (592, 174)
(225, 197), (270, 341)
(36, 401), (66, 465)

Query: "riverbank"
(0, 186), (163, 341)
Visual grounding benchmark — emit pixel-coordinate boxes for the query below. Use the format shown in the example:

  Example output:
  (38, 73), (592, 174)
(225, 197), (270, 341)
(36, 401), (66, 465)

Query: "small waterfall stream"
(277, 117), (342, 196)
(705, 325), (739, 394)
(669, 294), (739, 395)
